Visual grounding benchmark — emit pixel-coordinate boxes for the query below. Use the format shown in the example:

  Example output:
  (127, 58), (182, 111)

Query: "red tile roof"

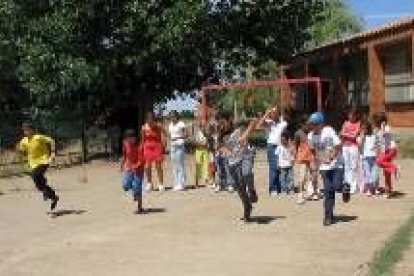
(297, 15), (414, 57)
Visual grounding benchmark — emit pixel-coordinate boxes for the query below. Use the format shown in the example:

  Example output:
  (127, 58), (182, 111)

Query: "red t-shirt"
(122, 138), (144, 173)
(341, 121), (360, 146)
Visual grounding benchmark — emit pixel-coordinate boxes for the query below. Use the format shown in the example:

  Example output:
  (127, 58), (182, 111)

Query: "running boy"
(16, 122), (59, 210)
(217, 113), (258, 222)
(120, 129), (145, 214)
(308, 112), (350, 226)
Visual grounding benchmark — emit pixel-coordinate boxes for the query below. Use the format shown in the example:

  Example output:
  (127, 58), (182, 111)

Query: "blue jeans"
(122, 171), (143, 196)
(267, 144), (280, 193)
(320, 169), (344, 220)
(363, 157), (379, 187)
(279, 167), (293, 194)
(216, 155), (234, 189)
(170, 144), (186, 188)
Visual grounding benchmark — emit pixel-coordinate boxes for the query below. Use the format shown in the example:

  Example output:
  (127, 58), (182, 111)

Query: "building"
(282, 16), (414, 127)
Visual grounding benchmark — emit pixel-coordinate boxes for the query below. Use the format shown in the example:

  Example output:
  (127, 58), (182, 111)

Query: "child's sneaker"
(297, 193), (306, 204)
(214, 184), (221, 193)
(227, 185), (235, 193)
(145, 183), (153, 192)
(173, 185), (184, 191)
(311, 193), (320, 201)
(158, 184), (165, 192)
(270, 191), (279, 197)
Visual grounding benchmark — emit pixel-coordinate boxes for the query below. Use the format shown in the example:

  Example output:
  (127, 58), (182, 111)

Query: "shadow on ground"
(250, 215), (286, 224)
(333, 215), (358, 224)
(48, 209), (88, 218)
(391, 191), (406, 199)
(138, 208), (167, 215)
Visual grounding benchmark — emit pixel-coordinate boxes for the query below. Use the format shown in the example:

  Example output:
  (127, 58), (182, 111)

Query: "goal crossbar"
(200, 77), (329, 122)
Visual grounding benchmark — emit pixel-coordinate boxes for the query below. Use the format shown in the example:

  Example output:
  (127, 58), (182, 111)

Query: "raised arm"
(256, 107), (274, 129)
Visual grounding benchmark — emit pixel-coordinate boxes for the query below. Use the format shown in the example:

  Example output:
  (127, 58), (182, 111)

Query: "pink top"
(341, 121), (360, 146)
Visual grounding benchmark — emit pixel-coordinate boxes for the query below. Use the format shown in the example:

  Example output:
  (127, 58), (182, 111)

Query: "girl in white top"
(359, 121), (379, 196)
(276, 131), (294, 194)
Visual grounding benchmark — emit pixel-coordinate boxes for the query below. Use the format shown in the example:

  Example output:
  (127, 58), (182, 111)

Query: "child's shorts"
(122, 171), (143, 196)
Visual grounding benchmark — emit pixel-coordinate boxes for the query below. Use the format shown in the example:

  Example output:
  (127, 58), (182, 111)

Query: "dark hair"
(348, 107), (361, 119)
(170, 110), (179, 118)
(299, 114), (308, 126)
(362, 120), (373, 135)
(281, 130), (290, 141)
(22, 121), (35, 130)
(124, 129), (136, 138)
(216, 111), (232, 121)
(372, 112), (388, 128)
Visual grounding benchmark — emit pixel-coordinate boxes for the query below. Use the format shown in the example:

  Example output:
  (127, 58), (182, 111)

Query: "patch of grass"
(396, 135), (414, 158)
(369, 211), (414, 276)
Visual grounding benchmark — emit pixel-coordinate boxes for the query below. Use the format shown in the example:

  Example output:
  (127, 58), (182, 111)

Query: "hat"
(308, 112), (324, 125)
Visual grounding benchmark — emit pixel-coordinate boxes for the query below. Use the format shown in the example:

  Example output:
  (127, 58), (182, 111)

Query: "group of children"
(16, 106), (400, 225)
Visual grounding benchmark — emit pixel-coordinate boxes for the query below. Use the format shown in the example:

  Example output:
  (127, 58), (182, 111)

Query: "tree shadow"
(249, 215), (286, 224)
(47, 209), (88, 218)
(333, 215), (358, 224)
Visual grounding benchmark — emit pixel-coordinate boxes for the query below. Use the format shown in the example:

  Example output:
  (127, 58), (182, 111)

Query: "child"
(16, 122), (59, 210)
(276, 131), (294, 195)
(194, 121), (210, 188)
(120, 129), (145, 214)
(308, 112), (350, 226)
(359, 120), (379, 196)
(341, 107), (361, 194)
(372, 112), (399, 198)
(294, 115), (313, 204)
(217, 113), (258, 222)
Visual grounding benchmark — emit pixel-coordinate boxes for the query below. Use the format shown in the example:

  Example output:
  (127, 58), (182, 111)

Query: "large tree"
(0, 0), (330, 125)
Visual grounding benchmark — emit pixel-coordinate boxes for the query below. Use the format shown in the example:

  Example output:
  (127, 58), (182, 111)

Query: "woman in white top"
(168, 111), (188, 191)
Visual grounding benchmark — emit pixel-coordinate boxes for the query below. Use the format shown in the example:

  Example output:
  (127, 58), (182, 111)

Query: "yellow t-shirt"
(18, 134), (54, 169)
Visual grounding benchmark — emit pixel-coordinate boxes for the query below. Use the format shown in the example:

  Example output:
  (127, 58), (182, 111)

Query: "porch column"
(332, 51), (347, 109)
(368, 43), (385, 115)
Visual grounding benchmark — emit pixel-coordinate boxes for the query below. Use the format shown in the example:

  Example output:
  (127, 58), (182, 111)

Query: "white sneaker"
(158, 185), (165, 192)
(173, 185), (184, 191)
(145, 183), (153, 192)
(312, 194), (320, 201)
(270, 191), (279, 197)
(297, 194), (306, 204)
(227, 186), (235, 193)
(214, 185), (221, 193)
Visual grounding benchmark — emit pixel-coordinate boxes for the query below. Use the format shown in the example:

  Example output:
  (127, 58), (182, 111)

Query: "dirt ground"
(0, 152), (413, 276)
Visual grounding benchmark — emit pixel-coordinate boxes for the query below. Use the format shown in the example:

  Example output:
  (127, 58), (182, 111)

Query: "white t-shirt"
(276, 144), (294, 168)
(308, 126), (343, 171)
(363, 134), (377, 157)
(169, 121), (186, 146)
(266, 119), (288, 145)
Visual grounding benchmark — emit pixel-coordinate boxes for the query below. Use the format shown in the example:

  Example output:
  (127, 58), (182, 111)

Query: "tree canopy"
(0, 0), (359, 122)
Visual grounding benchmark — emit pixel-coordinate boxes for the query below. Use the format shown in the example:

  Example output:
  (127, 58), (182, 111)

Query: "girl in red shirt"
(120, 129), (145, 214)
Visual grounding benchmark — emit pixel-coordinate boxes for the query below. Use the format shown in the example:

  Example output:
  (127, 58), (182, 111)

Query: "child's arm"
(239, 118), (258, 144)
(256, 107), (275, 129)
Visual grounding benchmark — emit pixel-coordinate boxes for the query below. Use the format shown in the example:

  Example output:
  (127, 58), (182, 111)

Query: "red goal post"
(200, 77), (328, 124)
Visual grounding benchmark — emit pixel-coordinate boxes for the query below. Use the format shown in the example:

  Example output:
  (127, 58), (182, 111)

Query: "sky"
(349, 0), (414, 27)
(163, 0), (414, 113)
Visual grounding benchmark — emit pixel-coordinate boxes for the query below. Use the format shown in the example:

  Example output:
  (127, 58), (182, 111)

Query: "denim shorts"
(122, 171), (143, 196)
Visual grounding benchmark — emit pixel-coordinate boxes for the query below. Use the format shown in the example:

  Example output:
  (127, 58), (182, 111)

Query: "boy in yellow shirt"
(16, 122), (59, 210)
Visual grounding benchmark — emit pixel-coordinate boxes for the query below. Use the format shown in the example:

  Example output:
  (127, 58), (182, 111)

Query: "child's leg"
(376, 149), (397, 174)
(229, 163), (251, 220)
(132, 174), (144, 212)
(145, 162), (153, 186)
(30, 165), (57, 200)
(383, 170), (393, 196)
(195, 149), (202, 186)
(122, 171), (133, 192)
(201, 150), (209, 184)
(287, 167), (294, 193)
